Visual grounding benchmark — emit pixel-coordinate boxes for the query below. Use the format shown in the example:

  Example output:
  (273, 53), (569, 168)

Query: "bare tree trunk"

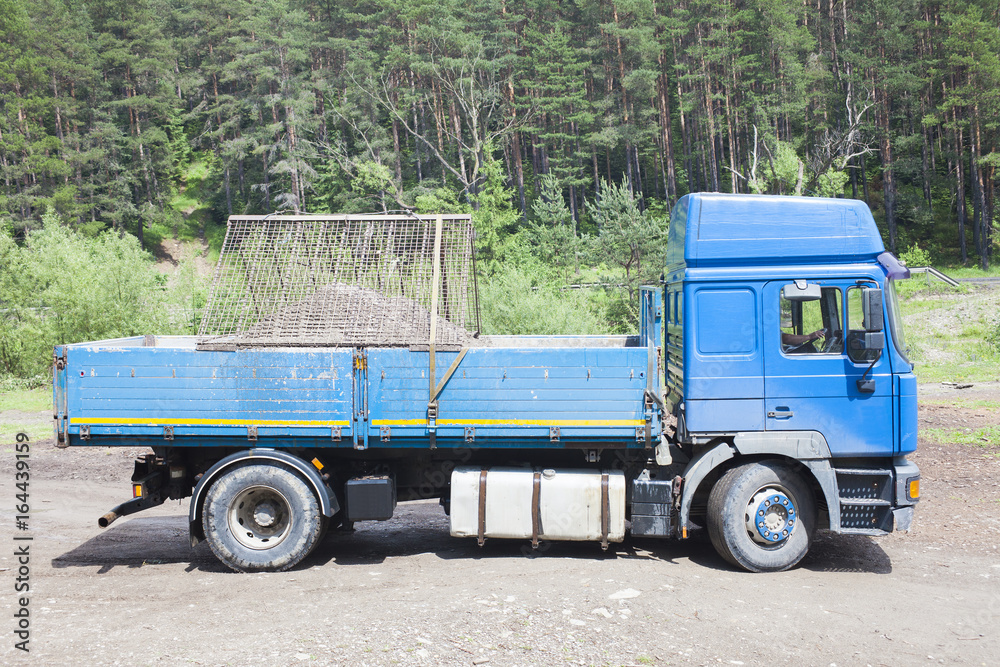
(952, 104), (968, 265)
(861, 152), (870, 205)
(972, 109), (988, 269)
(433, 82), (447, 185)
(657, 64), (676, 203)
(225, 167), (232, 217)
(877, 85), (897, 252)
(725, 88), (737, 193)
(850, 156), (858, 199)
(674, 38), (692, 193)
(392, 117), (403, 186)
(698, 26), (719, 192)
(263, 153), (271, 213)
(920, 100), (932, 211)
(507, 81), (526, 221)
(449, 99), (468, 187)
(591, 145), (600, 201)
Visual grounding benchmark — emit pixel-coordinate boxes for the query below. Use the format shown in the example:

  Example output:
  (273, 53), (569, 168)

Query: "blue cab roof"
(666, 193), (885, 271)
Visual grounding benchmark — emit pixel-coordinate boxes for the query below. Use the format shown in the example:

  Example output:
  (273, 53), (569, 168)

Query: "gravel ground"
(1, 383), (998, 666)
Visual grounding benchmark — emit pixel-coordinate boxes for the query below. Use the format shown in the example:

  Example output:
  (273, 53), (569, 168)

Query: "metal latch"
(380, 426), (391, 442)
(247, 425), (258, 441)
(464, 427), (475, 443)
(163, 425), (174, 441)
(331, 426), (342, 442)
(427, 402), (438, 450)
(549, 427), (560, 442)
(80, 424), (90, 440)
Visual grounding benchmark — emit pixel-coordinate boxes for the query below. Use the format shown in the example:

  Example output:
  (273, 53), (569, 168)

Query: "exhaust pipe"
(97, 494), (164, 528)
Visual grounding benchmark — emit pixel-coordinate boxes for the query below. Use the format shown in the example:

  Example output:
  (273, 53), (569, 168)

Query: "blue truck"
(53, 194), (920, 573)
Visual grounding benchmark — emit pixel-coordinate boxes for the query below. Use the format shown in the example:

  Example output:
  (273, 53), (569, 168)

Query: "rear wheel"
(202, 462), (323, 572)
(707, 461), (816, 573)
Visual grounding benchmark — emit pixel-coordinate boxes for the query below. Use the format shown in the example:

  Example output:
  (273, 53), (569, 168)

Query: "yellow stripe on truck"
(72, 418), (352, 427)
(371, 418), (644, 427)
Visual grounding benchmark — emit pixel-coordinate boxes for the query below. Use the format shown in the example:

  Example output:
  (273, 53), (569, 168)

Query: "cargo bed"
(54, 295), (663, 451)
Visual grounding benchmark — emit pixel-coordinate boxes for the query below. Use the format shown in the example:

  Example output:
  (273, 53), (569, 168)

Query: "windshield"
(885, 279), (911, 367)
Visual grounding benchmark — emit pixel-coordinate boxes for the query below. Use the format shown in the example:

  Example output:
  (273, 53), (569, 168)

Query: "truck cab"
(664, 193), (920, 571)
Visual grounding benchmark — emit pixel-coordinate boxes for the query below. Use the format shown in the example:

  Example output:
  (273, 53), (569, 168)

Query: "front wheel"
(202, 462), (324, 572)
(707, 461), (816, 573)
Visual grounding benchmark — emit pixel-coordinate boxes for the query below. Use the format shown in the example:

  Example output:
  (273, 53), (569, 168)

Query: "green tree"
(529, 173), (581, 282)
(587, 178), (667, 303)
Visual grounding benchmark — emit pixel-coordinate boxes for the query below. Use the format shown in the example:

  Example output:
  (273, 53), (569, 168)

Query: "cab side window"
(780, 286), (844, 355)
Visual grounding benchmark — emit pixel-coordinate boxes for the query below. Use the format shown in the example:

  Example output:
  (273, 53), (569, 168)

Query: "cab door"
(762, 280), (895, 457)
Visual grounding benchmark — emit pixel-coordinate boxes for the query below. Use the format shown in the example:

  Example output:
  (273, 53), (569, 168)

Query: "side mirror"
(850, 331), (885, 351)
(862, 288), (883, 332)
(782, 281), (821, 302)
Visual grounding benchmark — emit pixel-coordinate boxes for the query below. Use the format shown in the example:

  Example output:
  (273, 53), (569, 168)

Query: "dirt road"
(2, 384), (998, 666)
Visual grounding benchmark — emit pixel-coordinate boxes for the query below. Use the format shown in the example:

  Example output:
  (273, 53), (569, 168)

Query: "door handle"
(767, 409), (794, 419)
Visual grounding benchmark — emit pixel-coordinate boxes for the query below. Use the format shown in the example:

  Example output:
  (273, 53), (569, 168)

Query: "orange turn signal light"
(908, 479), (920, 500)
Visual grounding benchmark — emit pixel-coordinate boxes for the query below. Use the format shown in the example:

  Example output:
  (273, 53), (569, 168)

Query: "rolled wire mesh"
(197, 214), (480, 349)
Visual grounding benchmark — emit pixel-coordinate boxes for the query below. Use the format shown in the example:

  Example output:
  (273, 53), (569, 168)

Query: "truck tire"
(707, 461), (816, 573)
(202, 462), (323, 572)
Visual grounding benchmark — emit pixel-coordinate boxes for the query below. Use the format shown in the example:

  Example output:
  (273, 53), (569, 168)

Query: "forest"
(1, 0), (999, 378)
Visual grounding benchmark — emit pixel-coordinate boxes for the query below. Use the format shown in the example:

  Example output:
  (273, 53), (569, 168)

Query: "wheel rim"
(228, 485), (292, 550)
(745, 487), (797, 545)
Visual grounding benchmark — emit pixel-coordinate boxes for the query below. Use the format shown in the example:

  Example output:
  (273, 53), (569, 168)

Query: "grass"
(923, 425), (1000, 450)
(0, 386), (52, 444)
(932, 265), (1000, 279)
(921, 398), (1000, 409)
(0, 414), (52, 445)
(897, 265), (1000, 383)
(0, 387), (50, 412)
(908, 352), (1000, 384)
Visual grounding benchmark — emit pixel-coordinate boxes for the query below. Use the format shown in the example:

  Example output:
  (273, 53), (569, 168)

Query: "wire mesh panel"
(197, 214), (480, 349)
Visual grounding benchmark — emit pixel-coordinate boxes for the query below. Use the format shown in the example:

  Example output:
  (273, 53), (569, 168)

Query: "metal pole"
(429, 214), (443, 405)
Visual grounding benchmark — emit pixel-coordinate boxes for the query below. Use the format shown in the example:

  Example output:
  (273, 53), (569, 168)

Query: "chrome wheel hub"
(229, 486), (292, 550)
(745, 488), (796, 545)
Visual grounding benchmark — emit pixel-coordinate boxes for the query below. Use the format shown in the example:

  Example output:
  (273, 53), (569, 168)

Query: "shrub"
(898, 244), (932, 268)
(480, 266), (606, 336)
(1, 213), (174, 377)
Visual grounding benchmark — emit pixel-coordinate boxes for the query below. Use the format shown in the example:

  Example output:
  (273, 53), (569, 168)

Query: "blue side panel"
(367, 346), (655, 446)
(64, 343), (354, 442)
(61, 338), (661, 449)
(896, 373), (918, 455)
(685, 399), (764, 432)
(682, 283), (764, 431)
